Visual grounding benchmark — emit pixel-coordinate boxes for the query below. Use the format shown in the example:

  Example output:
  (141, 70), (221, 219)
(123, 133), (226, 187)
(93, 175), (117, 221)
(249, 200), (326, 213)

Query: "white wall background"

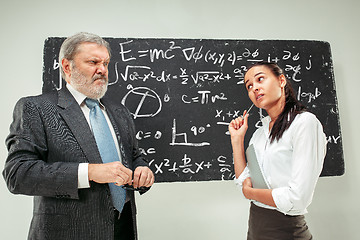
(1, 0), (358, 239)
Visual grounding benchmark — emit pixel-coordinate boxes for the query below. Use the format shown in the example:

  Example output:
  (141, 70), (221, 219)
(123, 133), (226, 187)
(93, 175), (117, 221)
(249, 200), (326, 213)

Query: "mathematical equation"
(147, 154), (235, 181)
(118, 40), (312, 70)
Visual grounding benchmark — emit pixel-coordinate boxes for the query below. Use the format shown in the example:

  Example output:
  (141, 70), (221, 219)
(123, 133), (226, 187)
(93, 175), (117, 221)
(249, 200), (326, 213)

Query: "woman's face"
(244, 65), (286, 111)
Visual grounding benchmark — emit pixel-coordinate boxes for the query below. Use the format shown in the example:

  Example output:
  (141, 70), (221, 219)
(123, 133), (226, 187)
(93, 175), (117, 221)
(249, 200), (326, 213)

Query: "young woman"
(229, 62), (327, 239)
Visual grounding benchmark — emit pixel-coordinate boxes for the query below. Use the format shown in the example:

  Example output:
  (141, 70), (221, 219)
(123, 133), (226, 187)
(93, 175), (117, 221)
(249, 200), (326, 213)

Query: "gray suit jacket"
(3, 87), (150, 240)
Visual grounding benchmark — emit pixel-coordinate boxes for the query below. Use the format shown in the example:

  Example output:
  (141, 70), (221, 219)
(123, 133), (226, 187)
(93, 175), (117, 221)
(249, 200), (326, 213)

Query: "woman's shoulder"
(294, 111), (320, 123)
(292, 111), (324, 131)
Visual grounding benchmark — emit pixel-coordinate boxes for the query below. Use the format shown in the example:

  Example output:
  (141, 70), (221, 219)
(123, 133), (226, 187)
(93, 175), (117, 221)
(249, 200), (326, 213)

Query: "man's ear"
(62, 58), (72, 79)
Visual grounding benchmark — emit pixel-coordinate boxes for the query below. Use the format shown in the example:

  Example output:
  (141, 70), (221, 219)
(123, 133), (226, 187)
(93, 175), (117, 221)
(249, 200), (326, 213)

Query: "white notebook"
(246, 144), (270, 189)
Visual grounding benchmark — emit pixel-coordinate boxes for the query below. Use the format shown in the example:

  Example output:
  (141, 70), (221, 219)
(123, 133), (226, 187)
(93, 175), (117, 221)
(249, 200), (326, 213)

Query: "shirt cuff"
(272, 187), (293, 213)
(78, 163), (90, 189)
(234, 166), (250, 190)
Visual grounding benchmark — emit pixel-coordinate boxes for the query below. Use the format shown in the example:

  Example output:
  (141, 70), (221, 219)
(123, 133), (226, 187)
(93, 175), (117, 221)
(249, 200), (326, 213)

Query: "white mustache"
(92, 74), (108, 82)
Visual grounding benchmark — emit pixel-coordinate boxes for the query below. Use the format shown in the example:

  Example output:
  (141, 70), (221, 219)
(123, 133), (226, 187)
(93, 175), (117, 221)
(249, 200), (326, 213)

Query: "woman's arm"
(242, 178), (276, 207)
(229, 111), (249, 178)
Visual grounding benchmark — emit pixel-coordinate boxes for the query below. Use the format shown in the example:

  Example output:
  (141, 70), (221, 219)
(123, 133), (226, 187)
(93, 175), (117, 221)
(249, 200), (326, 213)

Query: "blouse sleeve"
(272, 113), (327, 214)
(234, 166), (251, 198)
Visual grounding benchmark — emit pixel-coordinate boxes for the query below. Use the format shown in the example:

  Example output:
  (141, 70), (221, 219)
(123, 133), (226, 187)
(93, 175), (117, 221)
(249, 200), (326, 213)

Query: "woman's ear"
(279, 74), (287, 88)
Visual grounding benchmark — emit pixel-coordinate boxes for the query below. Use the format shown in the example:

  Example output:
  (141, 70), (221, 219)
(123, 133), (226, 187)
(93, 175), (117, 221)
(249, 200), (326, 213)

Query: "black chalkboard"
(43, 38), (345, 182)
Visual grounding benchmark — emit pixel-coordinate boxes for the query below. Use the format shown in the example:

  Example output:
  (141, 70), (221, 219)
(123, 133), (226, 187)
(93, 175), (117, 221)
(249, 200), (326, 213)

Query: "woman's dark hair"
(246, 61), (307, 143)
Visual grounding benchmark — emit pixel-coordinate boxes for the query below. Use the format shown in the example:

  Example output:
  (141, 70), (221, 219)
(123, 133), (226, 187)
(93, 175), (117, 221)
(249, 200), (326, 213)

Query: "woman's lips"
(256, 94), (264, 100)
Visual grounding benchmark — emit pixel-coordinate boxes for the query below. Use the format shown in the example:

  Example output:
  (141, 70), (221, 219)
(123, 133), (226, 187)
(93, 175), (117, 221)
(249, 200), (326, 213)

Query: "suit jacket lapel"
(57, 88), (102, 164)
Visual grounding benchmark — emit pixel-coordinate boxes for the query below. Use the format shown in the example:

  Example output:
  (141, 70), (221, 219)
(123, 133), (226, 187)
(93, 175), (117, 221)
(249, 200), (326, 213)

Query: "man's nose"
(96, 63), (108, 74)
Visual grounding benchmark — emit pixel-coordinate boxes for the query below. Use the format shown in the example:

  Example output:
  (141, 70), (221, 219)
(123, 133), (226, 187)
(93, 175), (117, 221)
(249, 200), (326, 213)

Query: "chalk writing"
(297, 86), (322, 103)
(170, 119), (210, 147)
(121, 86), (162, 119)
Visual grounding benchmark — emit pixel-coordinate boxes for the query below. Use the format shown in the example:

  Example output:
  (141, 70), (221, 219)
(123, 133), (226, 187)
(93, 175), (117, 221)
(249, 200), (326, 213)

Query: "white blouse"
(234, 112), (327, 216)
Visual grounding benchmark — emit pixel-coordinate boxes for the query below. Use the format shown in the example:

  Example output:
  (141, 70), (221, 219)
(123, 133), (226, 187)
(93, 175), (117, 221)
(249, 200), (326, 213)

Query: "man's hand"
(132, 166), (155, 189)
(88, 162), (133, 186)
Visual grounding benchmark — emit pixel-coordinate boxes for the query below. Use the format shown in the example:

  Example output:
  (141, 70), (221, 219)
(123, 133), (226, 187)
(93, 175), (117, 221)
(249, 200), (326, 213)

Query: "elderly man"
(3, 32), (154, 240)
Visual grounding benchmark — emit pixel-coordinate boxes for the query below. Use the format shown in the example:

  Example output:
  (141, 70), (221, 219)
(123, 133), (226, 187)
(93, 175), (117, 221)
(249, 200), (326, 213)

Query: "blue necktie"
(85, 98), (126, 212)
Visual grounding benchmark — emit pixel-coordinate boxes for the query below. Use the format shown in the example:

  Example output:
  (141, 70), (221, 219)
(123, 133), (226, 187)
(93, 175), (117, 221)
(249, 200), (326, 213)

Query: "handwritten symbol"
(121, 86), (162, 119)
(170, 119), (210, 147)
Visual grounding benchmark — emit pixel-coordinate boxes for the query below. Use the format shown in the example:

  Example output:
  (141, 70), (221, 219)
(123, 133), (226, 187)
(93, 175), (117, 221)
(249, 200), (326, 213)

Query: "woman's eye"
(258, 77), (264, 81)
(247, 85), (253, 90)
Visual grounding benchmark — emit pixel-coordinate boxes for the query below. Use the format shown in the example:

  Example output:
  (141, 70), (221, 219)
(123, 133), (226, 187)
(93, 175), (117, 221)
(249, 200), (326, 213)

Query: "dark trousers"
(114, 201), (135, 240)
(247, 203), (312, 240)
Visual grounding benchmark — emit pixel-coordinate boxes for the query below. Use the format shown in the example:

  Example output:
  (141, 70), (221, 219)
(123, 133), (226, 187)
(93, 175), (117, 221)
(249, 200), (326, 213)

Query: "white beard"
(70, 67), (108, 99)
